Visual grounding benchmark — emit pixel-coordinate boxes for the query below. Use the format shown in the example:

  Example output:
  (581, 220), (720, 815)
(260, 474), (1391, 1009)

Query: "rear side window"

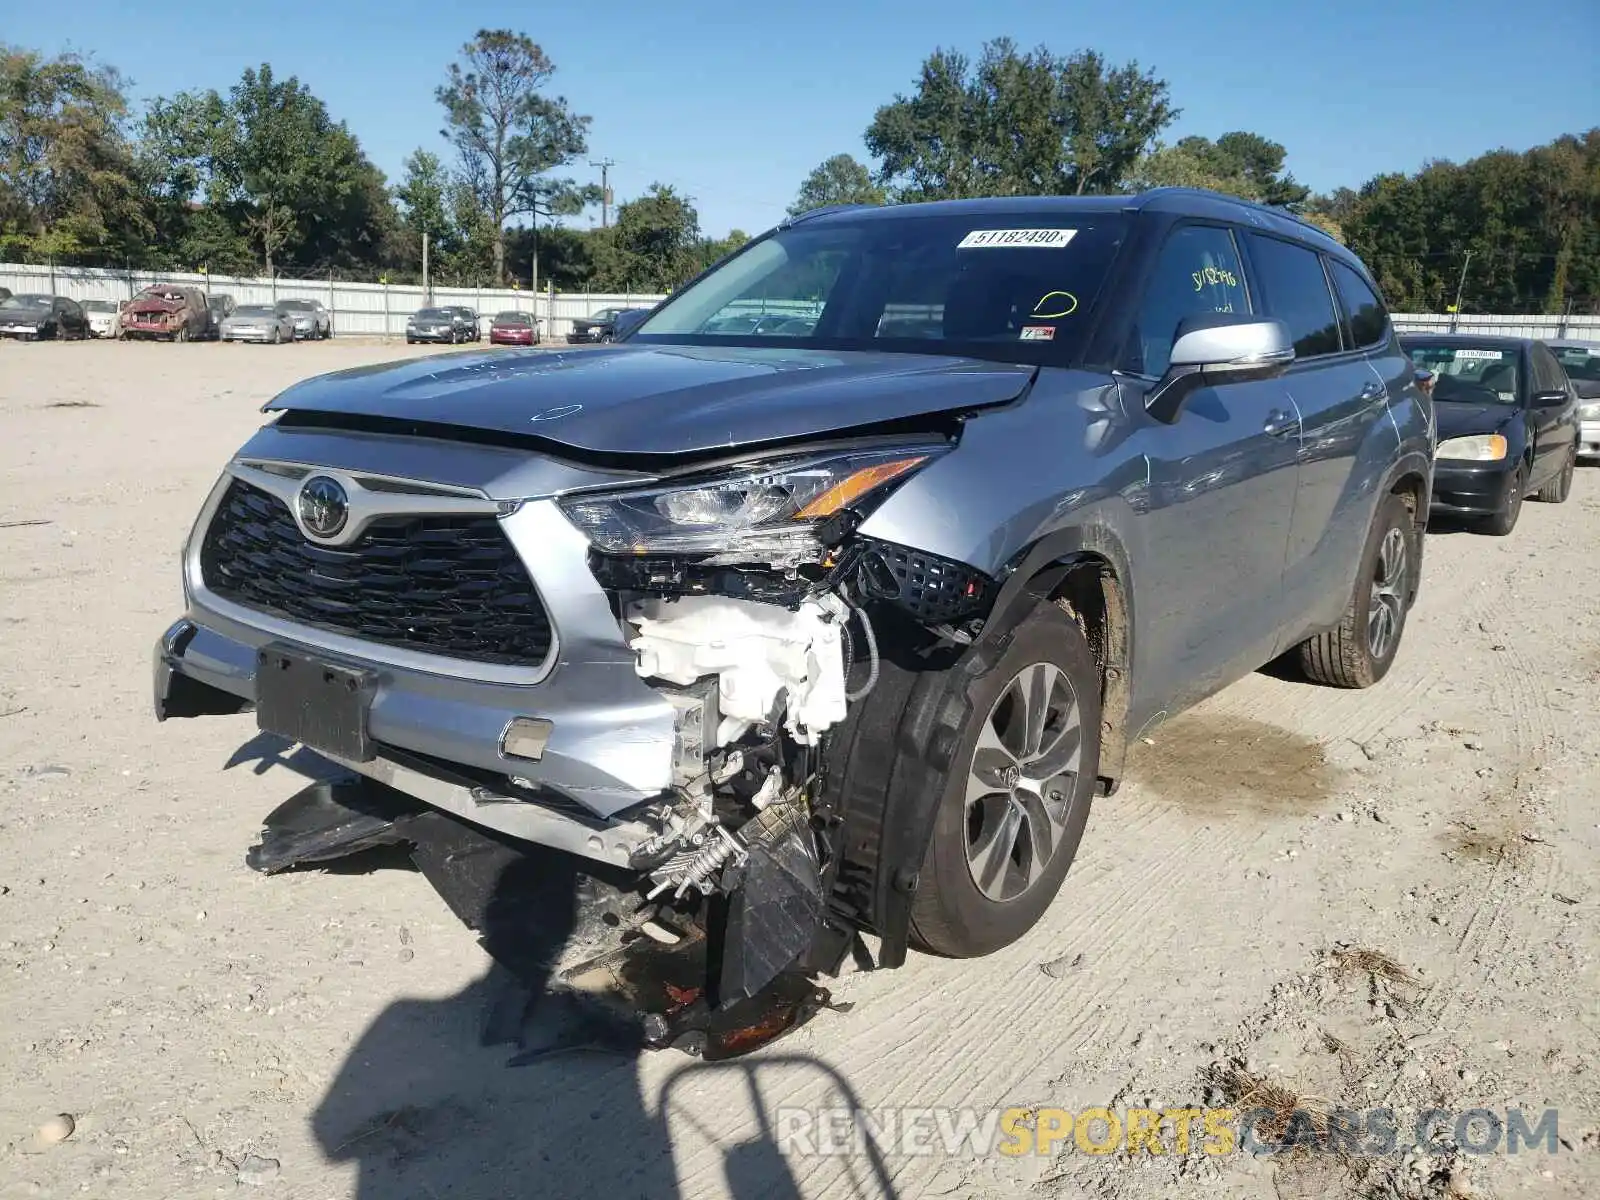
(1246, 235), (1342, 358)
(1329, 260), (1389, 348)
(1124, 224), (1250, 377)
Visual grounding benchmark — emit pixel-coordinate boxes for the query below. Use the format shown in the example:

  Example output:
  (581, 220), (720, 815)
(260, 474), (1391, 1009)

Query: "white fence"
(4, 259), (1599, 344)
(0, 261), (668, 341)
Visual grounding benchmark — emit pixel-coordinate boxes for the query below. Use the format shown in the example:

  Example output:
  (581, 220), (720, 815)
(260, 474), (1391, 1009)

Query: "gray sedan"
(220, 305), (295, 344)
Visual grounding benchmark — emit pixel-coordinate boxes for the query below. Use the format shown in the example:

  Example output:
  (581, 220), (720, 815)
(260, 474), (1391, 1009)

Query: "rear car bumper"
(1579, 417), (1600, 460)
(1430, 459), (1517, 516)
(152, 464), (681, 865)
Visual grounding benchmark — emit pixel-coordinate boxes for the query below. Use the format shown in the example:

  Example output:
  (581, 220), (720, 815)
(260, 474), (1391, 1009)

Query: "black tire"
(1479, 464), (1525, 536)
(908, 604), (1101, 958)
(174, 324), (189, 344)
(270, 328), (280, 344)
(1296, 491), (1415, 689)
(1533, 446), (1575, 504)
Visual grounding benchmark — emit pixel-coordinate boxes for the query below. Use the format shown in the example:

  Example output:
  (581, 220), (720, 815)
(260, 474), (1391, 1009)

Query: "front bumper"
(1579, 417), (1600, 460)
(407, 328), (455, 342)
(222, 329), (275, 342)
(1430, 459), (1517, 516)
(566, 330), (601, 343)
(153, 454), (682, 862)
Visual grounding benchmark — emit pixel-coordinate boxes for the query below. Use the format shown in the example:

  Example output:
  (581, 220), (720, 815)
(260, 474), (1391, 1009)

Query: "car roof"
(1398, 333), (1531, 350)
(1548, 338), (1600, 350)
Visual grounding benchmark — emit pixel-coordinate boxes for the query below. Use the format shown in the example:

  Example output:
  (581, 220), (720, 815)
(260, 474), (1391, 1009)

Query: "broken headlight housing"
(559, 444), (947, 567)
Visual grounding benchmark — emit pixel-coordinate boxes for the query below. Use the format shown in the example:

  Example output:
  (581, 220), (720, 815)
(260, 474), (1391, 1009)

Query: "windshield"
(1405, 343), (1521, 404)
(416, 308), (451, 319)
(1553, 345), (1600, 384)
(278, 300), (313, 311)
(494, 312), (528, 323)
(233, 306), (274, 318)
(2, 294), (51, 308)
(633, 212), (1129, 363)
(83, 300), (116, 313)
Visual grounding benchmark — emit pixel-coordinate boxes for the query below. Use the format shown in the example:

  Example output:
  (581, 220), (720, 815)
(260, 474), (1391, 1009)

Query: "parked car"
(1548, 340), (1600, 461)
(220, 304), (296, 344)
(567, 306), (649, 343)
(156, 191), (1431, 1034)
(121, 284), (211, 342)
(206, 293), (236, 338)
(0, 293), (90, 340)
(275, 298), (332, 340)
(82, 298), (120, 338)
(448, 306), (481, 342)
(489, 311), (540, 346)
(1401, 334), (1580, 533)
(404, 307), (466, 344)
(0, 287), (11, 302)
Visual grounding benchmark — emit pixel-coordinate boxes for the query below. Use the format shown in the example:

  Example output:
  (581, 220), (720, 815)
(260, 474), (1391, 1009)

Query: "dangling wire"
(844, 603), (879, 701)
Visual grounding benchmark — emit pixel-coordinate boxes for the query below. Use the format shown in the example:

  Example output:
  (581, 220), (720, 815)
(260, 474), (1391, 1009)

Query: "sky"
(12, 0), (1599, 239)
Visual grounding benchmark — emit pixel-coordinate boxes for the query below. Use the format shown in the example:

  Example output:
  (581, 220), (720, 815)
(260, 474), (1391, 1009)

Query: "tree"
(0, 46), (147, 260)
(865, 39), (1176, 201)
(788, 154), (885, 216)
(588, 184), (703, 292)
(1131, 131), (1309, 208)
(437, 29), (591, 282)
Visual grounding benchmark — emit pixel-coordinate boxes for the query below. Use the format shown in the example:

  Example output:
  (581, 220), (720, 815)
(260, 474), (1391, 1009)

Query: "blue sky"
(14, 0), (1599, 239)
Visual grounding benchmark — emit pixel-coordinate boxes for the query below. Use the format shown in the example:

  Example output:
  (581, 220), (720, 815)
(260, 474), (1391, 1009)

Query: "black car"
(0, 293), (91, 340)
(405, 307), (465, 344)
(567, 306), (649, 344)
(448, 306), (480, 342)
(1401, 334), (1581, 534)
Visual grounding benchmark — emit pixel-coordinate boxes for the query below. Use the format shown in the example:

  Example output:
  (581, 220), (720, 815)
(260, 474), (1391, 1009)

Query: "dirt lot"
(1, 339), (1597, 1200)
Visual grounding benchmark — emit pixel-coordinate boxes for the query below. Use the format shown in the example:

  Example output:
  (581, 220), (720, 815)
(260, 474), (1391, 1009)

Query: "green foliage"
(788, 155), (885, 216)
(865, 39), (1177, 200)
(436, 29), (591, 281)
(1131, 132), (1309, 208)
(1338, 130), (1600, 313)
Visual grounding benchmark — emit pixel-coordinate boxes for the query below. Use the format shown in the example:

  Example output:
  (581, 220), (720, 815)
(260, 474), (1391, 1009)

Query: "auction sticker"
(958, 229), (1077, 249)
(1451, 348), (1508, 360)
(1019, 325), (1056, 341)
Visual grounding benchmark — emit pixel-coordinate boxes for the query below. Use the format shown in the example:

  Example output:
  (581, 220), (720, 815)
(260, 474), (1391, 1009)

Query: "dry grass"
(1205, 1063), (1334, 1145)
(1327, 945), (1420, 991)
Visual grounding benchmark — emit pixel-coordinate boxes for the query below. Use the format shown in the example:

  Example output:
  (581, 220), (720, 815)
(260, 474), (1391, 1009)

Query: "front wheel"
(174, 324), (189, 343)
(1297, 492), (1415, 688)
(1533, 447), (1575, 504)
(909, 604), (1101, 958)
(1480, 464), (1525, 536)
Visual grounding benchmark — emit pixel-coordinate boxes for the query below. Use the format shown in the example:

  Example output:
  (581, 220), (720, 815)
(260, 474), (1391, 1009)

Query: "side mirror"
(1530, 388), (1570, 408)
(1146, 314), (1295, 424)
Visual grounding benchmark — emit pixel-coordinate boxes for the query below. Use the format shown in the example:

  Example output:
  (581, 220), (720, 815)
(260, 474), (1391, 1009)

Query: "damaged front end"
(246, 435), (997, 1057)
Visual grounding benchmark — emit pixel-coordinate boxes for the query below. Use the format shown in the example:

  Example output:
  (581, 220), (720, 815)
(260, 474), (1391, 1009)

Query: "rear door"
(1243, 235), (1397, 645)
(1118, 222), (1302, 716)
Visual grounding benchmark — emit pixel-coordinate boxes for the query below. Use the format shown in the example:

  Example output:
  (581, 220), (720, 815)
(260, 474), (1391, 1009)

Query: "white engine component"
(628, 594), (848, 744)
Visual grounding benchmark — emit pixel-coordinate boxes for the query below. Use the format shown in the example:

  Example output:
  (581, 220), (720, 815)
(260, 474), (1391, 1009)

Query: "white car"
(1550, 340), (1600, 460)
(82, 299), (120, 338)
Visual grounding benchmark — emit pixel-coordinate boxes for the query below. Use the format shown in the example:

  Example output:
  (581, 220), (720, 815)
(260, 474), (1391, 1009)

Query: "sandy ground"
(1, 339), (1597, 1200)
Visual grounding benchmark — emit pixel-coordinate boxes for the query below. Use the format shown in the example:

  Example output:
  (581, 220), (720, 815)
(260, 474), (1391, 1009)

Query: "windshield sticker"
(1030, 291), (1078, 319)
(1019, 325), (1056, 341)
(957, 229), (1077, 250)
(1450, 348), (1508, 360)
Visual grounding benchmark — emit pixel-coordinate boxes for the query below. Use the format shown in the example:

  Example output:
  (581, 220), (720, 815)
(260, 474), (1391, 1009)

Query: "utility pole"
(422, 230), (431, 303)
(1450, 249), (1473, 329)
(590, 158), (616, 227)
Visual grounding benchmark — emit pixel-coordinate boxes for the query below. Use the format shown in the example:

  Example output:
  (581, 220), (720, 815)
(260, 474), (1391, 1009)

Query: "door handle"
(1360, 381), (1385, 401)
(1264, 410), (1300, 438)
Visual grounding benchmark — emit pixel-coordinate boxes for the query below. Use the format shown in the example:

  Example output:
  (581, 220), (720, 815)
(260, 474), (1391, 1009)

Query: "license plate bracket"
(255, 644), (376, 762)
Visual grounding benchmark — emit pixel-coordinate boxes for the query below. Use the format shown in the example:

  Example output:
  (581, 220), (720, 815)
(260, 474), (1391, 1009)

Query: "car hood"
(264, 343), (1036, 458)
(1435, 400), (1519, 441)
(128, 298), (184, 315)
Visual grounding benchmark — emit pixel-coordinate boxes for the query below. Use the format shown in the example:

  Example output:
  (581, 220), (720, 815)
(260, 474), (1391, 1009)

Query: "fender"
(828, 523), (1136, 970)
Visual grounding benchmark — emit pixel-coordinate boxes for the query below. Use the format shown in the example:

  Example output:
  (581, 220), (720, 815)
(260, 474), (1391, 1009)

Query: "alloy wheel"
(963, 662), (1082, 903)
(1367, 526), (1407, 661)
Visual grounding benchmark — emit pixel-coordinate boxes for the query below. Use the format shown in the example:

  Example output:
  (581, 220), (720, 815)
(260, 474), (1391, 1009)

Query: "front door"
(1118, 223), (1301, 723)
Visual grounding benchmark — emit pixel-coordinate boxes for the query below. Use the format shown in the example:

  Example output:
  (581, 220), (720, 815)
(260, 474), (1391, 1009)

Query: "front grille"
(200, 479), (552, 667)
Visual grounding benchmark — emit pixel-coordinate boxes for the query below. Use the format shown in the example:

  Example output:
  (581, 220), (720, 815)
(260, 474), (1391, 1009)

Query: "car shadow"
(224, 729), (349, 781)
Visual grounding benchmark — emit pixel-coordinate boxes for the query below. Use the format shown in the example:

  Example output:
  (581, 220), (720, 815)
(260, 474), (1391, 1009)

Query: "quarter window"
(1329, 260), (1389, 349)
(1246, 235), (1342, 358)
(1125, 225), (1250, 377)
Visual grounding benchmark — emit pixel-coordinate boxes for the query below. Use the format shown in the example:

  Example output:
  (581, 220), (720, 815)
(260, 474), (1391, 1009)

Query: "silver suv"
(156, 189), (1432, 1001)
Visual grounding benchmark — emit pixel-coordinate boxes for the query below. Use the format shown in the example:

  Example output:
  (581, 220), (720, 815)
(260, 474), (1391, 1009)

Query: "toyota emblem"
(297, 475), (349, 539)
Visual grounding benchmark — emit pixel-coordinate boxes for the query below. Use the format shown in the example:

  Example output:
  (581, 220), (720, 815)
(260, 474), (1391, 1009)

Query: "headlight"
(559, 445), (946, 566)
(1437, 433), (1508, 462)
(1580, 401), (1600, 419)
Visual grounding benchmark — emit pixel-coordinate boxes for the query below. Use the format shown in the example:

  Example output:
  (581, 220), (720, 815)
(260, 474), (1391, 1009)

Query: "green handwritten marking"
(1031, 291), (1079, 319)
(1192, 266), (1240, 291)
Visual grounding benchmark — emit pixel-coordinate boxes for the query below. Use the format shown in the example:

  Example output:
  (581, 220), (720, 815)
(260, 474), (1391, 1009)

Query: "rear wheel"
(1297, 491), (1415, 688)
(1534, 446), (1575, 504)
(909, 604), (1100, 958)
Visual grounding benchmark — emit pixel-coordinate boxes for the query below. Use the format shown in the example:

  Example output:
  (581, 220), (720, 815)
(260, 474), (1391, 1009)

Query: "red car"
(488, 311), (541, 346)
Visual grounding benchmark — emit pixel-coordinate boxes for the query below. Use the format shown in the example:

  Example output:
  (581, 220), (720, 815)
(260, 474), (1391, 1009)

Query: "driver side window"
(1124, 225), (1250, 377)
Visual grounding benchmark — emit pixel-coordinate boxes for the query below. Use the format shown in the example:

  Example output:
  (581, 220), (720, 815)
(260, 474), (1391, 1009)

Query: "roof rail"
(778, 202), (878, 228)
(1135, 186), (1334, 241)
